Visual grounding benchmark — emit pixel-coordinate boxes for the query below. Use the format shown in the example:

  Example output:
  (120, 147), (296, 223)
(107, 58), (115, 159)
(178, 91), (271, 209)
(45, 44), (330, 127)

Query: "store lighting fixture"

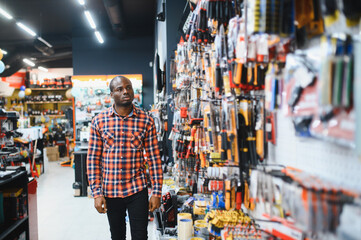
(1, 49), (7, 55)
(95, 31), (104, 44)
(0, 7), (13, 20)
(37, 37), (53, 48)
(38, 66), (48, 72)
(23, 58), (35, 67)
(84, 11), (96, 29)
(76, 3), (102, 44)
(16, 22), (37, 37)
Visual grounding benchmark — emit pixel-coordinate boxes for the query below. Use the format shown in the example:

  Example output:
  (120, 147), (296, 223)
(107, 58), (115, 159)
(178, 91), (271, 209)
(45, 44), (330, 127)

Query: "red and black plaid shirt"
(87, 105), (163, 198)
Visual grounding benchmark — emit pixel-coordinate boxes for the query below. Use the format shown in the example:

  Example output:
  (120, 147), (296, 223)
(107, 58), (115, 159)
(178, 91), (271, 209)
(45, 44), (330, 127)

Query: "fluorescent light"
(23, 58), (35, 67)
(17, 22), (37, 37)
(78, 0), (85, 5)
(0, 7), (13, 20)
(84, 11), (96, 29)
(38, 66), (48, 72)
(1, 49), (7, 55)
(37, 37), (53, 48)
(95, 31), (104, 44)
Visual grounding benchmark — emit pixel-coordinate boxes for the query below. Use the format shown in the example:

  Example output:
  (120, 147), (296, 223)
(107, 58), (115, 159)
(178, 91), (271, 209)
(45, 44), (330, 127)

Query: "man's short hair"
(109, 76), (131, 92)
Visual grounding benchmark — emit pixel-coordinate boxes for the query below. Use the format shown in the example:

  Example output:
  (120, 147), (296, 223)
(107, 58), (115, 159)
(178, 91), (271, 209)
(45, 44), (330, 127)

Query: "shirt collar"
(109, 104), (138, 117)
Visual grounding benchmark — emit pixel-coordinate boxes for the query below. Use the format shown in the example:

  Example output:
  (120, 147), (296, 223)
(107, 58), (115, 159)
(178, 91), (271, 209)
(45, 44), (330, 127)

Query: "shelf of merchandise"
(30, 88), (70, 91)
(29, 115), (65, 118)
(0, 170), (29, 240)
(0, 217), (29, 240)
(25, 101), (72, 104)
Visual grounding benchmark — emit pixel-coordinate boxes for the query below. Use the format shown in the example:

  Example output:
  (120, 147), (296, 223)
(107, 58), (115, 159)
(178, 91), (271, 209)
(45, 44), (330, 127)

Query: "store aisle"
(37, 161), (157, 240)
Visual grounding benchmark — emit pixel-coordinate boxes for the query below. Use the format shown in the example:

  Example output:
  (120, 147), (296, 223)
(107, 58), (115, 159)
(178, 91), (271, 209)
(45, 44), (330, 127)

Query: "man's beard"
(117, 101), (132, 107)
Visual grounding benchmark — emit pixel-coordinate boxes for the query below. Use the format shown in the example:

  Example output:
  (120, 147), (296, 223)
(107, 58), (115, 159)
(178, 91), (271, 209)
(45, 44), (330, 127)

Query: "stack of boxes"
(45, 146), (59, 162)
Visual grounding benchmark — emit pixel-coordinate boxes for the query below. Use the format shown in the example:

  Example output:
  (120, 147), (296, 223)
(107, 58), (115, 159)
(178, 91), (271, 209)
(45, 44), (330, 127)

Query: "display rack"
(24, 86), (74, 126)
(29, 115), (65, 118)
(152, 0), (361, 239)
(0, 170), (29, 240)
(269, 111), (361, 192)
(26, 101), (72, 104)
(30, 88), (70, 91)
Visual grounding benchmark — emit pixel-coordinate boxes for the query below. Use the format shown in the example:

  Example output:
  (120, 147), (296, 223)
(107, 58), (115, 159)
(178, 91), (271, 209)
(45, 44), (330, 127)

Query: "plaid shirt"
(87, 105), (163, 198)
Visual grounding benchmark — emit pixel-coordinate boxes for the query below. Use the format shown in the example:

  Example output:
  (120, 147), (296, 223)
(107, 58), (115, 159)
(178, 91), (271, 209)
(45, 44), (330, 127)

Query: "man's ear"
(110, 91), (114, 99)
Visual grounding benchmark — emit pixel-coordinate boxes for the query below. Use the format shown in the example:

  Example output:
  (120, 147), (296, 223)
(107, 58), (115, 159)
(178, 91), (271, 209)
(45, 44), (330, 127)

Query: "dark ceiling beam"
(0, 49), (72, 77)
(36, 51), (72, 63)
(103, 0), (126, 39)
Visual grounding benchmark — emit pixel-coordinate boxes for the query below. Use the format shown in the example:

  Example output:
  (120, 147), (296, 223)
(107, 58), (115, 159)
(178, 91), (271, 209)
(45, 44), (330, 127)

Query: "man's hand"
(148, 196), (161, 212)
(94, 196), (107, 214)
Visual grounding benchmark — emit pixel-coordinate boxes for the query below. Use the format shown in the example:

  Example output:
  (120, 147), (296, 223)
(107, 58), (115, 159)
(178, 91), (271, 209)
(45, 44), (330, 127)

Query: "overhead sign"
(1, 72), (26, 88)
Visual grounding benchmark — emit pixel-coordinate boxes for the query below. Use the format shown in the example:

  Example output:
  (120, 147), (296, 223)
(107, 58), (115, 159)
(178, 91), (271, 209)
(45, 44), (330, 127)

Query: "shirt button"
(122, 132), (124, 134)
(121, 156), (123, 159)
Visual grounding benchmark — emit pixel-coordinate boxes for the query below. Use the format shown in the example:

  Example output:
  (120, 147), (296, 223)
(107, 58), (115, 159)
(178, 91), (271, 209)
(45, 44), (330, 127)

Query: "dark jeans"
(105, 189), (149, 240)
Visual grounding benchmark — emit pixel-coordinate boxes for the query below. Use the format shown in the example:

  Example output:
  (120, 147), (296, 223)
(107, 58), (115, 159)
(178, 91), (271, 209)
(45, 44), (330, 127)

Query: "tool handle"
(225, 180), (231, 210)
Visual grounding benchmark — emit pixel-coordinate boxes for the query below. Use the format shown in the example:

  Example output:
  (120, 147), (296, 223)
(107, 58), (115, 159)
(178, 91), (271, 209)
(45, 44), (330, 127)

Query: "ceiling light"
(23, 58), (35, 67)
(1, 49), (7, 55)
(38, 66), (48, 72)
(95, 31), (104, 44)
(17, 22), (37, 37)
(0, 7), (13, 20)
(78, 0), (85, 5)
(37, 37), (53, 48)
(84, 11), (96, 29)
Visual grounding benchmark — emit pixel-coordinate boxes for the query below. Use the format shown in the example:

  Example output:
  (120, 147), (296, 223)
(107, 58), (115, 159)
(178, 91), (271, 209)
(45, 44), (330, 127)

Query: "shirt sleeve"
(144, 117), (163, 198)
(87, 118), (103, 198)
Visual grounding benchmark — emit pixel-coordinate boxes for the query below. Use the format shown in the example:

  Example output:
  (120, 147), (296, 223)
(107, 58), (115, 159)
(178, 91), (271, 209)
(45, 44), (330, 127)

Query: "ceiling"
(0, 0), (156, 76)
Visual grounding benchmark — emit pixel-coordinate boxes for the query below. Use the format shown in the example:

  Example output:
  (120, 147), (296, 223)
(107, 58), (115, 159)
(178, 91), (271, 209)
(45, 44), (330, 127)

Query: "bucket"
(194, 223), (209, 238)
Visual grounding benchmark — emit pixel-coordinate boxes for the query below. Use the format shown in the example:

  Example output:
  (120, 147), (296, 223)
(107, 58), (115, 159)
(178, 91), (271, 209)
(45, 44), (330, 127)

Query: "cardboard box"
(47, 153), (59, 162)
(45, 146), (59, 154)
(45, 146), (59, 161)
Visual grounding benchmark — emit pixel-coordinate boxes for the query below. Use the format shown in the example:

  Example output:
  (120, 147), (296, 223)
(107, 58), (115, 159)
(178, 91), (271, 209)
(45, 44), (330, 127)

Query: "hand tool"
(219, 25), (232, 96)
(255, 101), (265, 161)
(215, 31), (223, 96)
(186, 126), (197, 158)
(220, 110), (228, 161)
(225, 180), (231, 210)
(228, 101), (240, 164)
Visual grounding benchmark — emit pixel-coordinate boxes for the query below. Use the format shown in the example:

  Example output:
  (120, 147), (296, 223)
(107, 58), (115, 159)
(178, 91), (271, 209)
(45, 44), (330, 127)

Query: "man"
(87, 76), (163, 240)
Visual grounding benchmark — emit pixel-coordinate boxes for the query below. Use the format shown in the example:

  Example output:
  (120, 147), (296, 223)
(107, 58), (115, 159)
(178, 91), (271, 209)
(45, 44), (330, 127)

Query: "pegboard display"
(268, 110), (361, 193)
(152, 0), (361, 239)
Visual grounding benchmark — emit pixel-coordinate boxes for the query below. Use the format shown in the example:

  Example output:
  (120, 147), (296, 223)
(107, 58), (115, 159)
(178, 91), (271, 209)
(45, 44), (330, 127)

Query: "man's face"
(110, 78), (134, 107)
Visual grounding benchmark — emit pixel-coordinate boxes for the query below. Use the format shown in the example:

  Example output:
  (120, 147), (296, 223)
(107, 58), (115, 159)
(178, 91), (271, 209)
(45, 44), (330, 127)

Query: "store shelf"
(30, 88), (70, 91)
(26, 101), (72, 104)
(0, 171), (26, 187)
(0, 217), (29, 240)
(29, 115), (65, 118)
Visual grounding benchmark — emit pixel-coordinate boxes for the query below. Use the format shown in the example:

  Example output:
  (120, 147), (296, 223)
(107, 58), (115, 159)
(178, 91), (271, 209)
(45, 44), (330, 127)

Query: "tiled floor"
(37, 161), (157, 240)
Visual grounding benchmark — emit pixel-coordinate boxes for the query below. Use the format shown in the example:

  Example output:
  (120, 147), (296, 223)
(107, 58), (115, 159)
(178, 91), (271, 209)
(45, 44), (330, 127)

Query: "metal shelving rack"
(0, 170), (29, 240)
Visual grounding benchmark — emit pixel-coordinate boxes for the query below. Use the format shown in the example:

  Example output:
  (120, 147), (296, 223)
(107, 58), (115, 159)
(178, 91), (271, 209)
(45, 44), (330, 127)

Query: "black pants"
(105, 189), (149, 240)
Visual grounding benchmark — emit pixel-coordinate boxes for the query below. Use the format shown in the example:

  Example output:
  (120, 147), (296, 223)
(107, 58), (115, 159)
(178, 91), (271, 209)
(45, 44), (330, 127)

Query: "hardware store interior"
(0, 0), (361, 239)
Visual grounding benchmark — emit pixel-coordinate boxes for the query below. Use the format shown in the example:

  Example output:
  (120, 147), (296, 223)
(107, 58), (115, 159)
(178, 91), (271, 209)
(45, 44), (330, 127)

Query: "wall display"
(155, 0), (361, 239)
(72, 74), (143, 122)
